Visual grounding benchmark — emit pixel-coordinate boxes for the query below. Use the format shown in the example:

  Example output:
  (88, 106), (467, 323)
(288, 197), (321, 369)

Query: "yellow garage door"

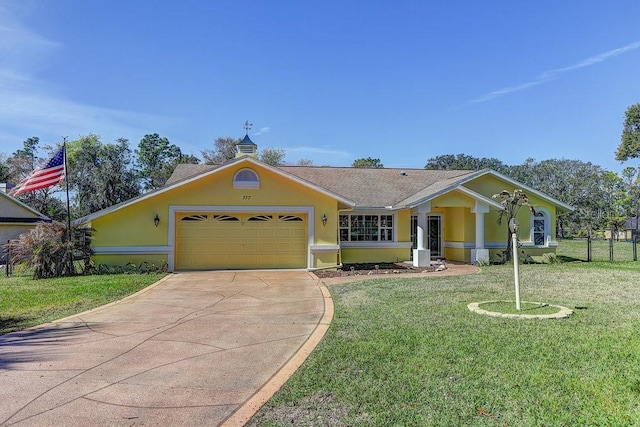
(175, 213), (307, 270)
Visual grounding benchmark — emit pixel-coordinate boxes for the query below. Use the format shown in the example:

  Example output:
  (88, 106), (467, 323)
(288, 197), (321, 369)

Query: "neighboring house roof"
(623, 217), (639, 230)
(0, 191), (51, 224)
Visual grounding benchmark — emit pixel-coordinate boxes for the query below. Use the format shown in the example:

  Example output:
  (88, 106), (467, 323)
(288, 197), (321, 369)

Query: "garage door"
(175, 212), (307, 270)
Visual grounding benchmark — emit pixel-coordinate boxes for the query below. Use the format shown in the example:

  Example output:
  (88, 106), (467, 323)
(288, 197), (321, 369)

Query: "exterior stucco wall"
(88, 161), (341, 269)
(340, 247), (410, 264)
(464, 174), (560, 262)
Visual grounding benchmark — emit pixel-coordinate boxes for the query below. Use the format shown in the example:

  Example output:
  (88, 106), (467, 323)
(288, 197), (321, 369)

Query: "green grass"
(0, 273), (165, 335)
(249, 262), (640, 426)
(2, 240), (640, 424)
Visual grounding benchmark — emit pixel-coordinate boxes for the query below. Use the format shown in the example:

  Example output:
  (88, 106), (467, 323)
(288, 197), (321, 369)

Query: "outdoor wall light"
(154, 214), (160, 228)
(322, 213), (328, 227)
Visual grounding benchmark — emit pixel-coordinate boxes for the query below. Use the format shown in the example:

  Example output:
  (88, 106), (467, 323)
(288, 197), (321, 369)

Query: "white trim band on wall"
(310, 244), (340, 253)
(94, 246), (171, 254)
(340, 242), (413, 249)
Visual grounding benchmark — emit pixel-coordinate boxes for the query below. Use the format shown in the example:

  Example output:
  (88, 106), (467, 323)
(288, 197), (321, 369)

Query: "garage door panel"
(176, 212), (307, 270)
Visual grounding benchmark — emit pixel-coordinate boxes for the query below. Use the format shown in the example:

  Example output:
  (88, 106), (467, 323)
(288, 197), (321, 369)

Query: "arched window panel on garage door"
(181, 214), (208, 221)
(248, 215), (273, 222)
(279, 215), (304, 222)
(213, 214), (240, 222)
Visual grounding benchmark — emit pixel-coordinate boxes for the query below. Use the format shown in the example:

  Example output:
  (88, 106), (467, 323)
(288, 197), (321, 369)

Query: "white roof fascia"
(74, 157), (356, 225)
(394, 170), (486, 209)
(401, 184), (504, 211)
(477, 169), (575, 212)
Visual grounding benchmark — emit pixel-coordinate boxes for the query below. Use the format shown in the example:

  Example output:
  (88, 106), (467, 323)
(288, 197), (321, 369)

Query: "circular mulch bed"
(467, 300), (573, 319)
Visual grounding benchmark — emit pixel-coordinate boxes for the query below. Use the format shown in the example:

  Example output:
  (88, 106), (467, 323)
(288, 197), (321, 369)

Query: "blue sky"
(1, 1), (639, 172)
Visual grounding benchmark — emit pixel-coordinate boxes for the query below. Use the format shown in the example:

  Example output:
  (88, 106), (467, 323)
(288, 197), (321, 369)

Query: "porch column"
(413, 201), (431, 267)
(471, 201), (489, 264)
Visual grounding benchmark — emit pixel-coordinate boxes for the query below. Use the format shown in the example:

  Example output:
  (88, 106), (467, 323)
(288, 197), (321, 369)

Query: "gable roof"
(476, 169), (574, 212)
(280, 166), (477, 208)
(77, 157), (574, 225)
(169, 163), (479, 208)
(75, 156), (357, 224)
(0, 191), (51, 223)
(169, 163), (573, 211)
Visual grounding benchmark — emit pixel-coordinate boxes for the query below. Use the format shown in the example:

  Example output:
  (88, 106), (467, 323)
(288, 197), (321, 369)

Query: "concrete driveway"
(0, 271), (331, 426)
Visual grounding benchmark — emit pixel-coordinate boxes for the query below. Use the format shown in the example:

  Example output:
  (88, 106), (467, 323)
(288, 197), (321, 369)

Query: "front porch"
(410, 194), (502, 266)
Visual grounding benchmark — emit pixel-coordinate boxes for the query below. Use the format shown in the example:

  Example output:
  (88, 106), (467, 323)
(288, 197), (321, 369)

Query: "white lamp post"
(509, 218), (521, 311)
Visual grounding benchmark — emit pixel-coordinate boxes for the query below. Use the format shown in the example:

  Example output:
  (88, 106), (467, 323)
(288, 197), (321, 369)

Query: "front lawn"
(0, 273), (165, 335)
(249, 262), (640, 426)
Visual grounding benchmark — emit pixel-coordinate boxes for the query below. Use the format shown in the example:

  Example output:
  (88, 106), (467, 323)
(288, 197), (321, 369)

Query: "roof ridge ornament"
(244, 120), (253, 135)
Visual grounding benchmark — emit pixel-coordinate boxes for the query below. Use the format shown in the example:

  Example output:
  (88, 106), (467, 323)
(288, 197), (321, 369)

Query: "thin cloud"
(470, 40), (640, 104)
(287, 146), (351, 157)
(254, 126), (271, 136)
(284, 146), (352, 167)
(0, 3), (177, 151)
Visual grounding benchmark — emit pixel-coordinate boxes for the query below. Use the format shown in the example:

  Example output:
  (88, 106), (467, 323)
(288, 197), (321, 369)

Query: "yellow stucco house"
(75, 137), (572, 271)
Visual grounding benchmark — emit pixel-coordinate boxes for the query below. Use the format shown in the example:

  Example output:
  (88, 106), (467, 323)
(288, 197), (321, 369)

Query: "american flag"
(9, 147), (66, 196)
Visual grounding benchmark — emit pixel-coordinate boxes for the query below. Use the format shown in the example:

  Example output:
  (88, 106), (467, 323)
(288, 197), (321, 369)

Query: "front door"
(411, 214), (443, 258)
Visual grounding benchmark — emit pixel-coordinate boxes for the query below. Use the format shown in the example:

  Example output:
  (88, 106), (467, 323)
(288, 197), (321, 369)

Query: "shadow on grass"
(0, 316), (37, 337)
(557, 255), (584, 262)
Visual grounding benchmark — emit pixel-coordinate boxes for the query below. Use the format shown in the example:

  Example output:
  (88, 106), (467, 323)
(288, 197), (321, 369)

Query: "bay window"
(339, 214), (393, 242)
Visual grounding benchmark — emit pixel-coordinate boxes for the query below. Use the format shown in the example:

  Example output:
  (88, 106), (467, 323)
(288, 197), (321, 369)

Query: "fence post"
(634, 232), (638, 262)
(6, 240), (10, 277)
(609, 225), (614, 262)
(587, 231), (592, 262)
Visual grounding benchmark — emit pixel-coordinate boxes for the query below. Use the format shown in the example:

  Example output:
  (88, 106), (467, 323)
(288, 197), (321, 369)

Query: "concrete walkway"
(0, 271), (329, 426)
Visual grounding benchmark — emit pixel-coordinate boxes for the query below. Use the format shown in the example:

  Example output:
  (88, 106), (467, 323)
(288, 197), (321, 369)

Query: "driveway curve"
(0, 271), (329, 426)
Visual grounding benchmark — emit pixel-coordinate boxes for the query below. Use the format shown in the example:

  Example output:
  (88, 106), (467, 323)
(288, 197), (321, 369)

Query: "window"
(531, 209), (549, 246)
(279, 215), (304, 222)
(213, 214), (240, 222)
(339, 214), (393, 241)
(233, 168), (259, 189)
(247, 215), (273, 222)
(181, 214), (208, 222)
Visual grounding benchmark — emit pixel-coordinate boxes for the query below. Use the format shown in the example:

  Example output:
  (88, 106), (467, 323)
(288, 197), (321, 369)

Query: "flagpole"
(63, 137), (74, 276)
(63, 137), (71, 240)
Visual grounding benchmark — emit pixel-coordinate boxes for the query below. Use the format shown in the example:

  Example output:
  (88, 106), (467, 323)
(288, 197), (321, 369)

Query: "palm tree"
(492, 189), (535, 262)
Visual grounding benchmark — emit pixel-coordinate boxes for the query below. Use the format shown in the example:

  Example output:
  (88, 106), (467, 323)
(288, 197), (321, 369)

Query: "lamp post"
(509, 218), (521, 311)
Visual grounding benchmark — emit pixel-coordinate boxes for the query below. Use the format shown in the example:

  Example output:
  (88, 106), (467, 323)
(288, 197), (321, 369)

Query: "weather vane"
(244, 120), (253, 135)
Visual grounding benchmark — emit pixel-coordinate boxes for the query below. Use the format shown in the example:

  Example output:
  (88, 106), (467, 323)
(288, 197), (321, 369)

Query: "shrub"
(4, 222), (94, 279)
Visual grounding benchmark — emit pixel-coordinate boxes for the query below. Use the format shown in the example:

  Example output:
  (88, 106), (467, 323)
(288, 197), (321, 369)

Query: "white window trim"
(339, 211), (396, 243)
(529, 207), (551, 247)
